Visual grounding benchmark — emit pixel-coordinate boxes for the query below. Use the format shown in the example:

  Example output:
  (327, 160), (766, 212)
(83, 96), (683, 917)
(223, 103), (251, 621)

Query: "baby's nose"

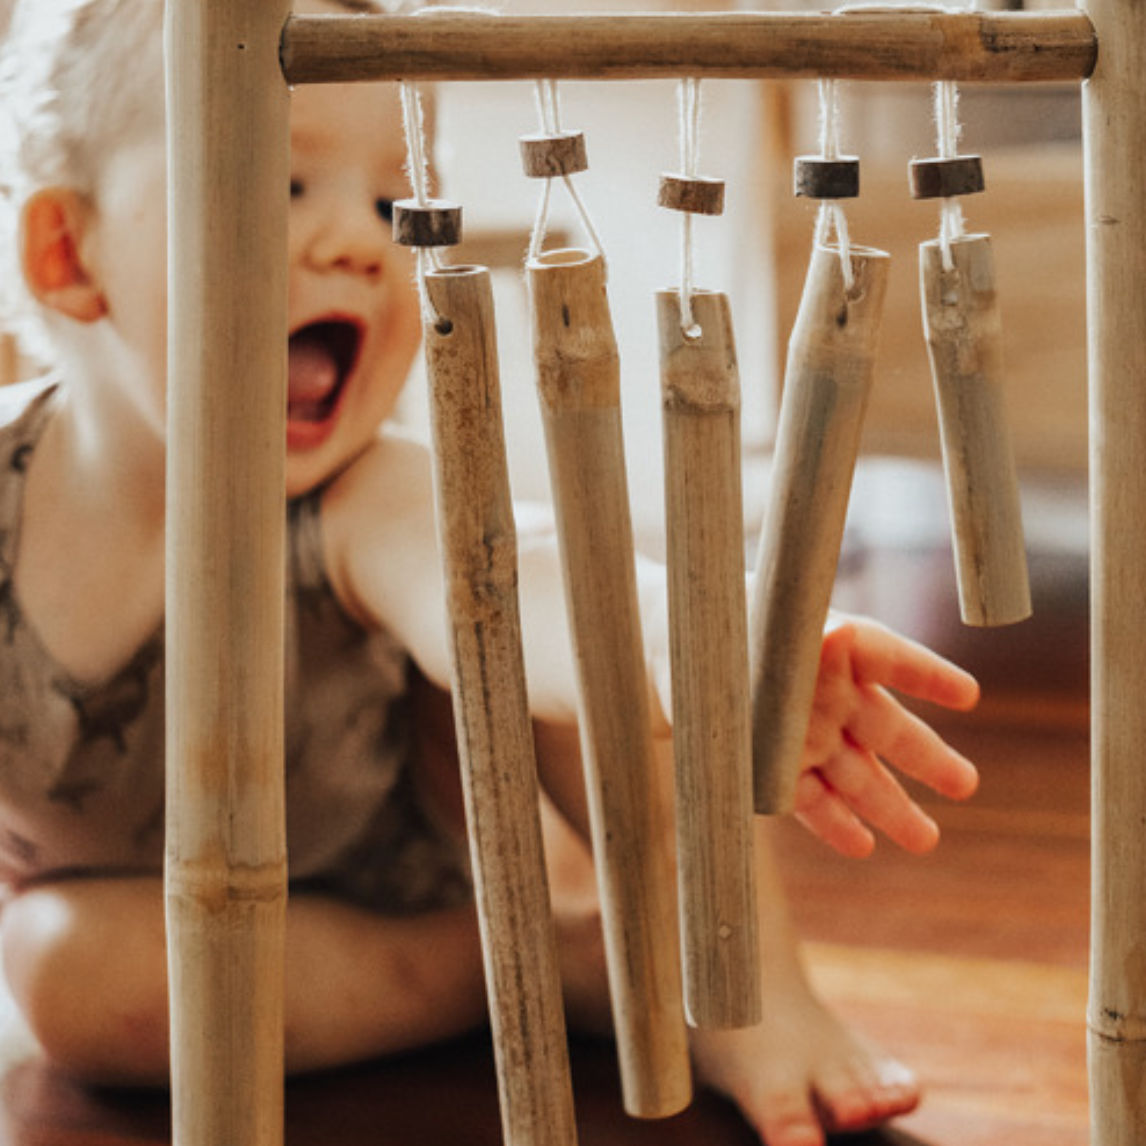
(314, 211), (388, 278)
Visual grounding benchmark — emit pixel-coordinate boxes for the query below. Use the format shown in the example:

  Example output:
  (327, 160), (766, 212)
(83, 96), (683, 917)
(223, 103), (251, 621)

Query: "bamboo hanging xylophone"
(165, 6), (1143, 1146)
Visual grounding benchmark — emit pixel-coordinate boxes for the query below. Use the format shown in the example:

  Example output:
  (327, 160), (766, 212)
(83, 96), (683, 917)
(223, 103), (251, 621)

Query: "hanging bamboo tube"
(656, 288), (761, 1030)
(422, 265), (578, 1146)
(920, 234), (1031, 627)
(164, 2), (291, 1146)
(1083, 0), (1146, 1136)
(526, 249), (691, 1117)
(750, 244), (889, 814)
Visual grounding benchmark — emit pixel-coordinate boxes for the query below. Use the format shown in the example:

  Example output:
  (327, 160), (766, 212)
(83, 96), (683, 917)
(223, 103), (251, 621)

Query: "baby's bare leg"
(0, 876), (487, 1086)
(689, 818), (918, 1146)
(538, 723), (919, 1146)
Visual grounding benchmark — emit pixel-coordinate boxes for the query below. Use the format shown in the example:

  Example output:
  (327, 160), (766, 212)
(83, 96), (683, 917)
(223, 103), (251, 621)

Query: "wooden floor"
(0, 473), (1093, 1145)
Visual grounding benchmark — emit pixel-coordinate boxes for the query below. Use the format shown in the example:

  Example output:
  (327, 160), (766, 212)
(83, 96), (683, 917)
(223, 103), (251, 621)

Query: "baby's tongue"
(288, 331), (338, 422)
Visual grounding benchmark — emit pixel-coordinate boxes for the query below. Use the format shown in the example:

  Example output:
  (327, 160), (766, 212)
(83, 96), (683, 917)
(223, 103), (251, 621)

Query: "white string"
(526, 79), (605, 265)
(677, 77), (702, 339)
(818, 77), (842, 161)
(527, 177), (553, 263)
(399, 82), (445, 326)
(400, 81), (432, 209)
(814, 78), (854, 292)
(562, 175), (606, 261)
(933, 79), (966, 272)
(534, 78), (561, 135)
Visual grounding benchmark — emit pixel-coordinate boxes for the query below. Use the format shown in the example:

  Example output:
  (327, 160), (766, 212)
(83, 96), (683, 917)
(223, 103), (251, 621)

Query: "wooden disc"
(793, 155), (860, 199)
(909, 155), (985, 199)
(520, 131), (589, 178)
(392, 199), (463, 247)
(658, 173), (725, 216)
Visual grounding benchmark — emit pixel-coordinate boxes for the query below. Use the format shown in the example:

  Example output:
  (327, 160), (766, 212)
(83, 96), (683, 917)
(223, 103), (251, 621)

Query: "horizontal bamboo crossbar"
(280, 9), (1096, 86)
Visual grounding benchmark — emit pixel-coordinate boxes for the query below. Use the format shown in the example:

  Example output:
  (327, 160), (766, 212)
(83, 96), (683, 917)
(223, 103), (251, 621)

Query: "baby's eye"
(290, 178), (304, 199)
(375, 198), (395, 224)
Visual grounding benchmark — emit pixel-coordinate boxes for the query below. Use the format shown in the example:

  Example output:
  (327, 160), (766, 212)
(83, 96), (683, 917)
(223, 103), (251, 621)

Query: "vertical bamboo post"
(422, 265), (578, 1146)
(657, 288), (761, 1030)
(750, 244), (888, 814)
(920, 234), (1031, 628)
(527, 250), (692, 1117)
(164, 3), (291, 1146)
(1083, 0), (1146, 1138)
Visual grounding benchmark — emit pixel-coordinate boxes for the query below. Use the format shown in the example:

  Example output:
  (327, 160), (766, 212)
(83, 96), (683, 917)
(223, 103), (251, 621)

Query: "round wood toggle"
(520, 131), (589, 178)
(392, 198), (463, 247)
(658, 173), (725, 216)
(909, 155), (985, 199)
(793, 155), (860, 199)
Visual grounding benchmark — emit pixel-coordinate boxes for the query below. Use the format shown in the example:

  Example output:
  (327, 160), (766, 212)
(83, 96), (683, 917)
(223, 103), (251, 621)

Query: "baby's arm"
(323, 431), (583, 722)
(327, 436), (978, 858)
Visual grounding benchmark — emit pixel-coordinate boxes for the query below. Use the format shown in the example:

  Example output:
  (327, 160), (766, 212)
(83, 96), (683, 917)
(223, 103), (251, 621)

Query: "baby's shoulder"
(0, 376), (57, 436)
(327, 426), (435, 514)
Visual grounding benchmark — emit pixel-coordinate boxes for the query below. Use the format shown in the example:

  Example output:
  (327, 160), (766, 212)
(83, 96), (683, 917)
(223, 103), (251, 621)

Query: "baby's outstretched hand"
(794, 613), (980, 858)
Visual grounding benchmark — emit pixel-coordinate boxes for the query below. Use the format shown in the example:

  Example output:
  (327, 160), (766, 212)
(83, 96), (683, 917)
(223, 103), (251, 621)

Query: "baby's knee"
(2, 885), (86, 1021)
(1, 879), (169, 1084)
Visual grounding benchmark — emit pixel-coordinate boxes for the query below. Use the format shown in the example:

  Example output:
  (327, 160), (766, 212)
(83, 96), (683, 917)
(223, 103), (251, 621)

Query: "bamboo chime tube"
(919, 234), (1031, 627)
(750, 245), (889, 814)
(657, 289), (761, 1029)
(527, 250), (692, 1117)
(164, 2), (292, 1145)
(280, 10), (1096, 86)
(1082, 0), (1146, 1135)
(421, 266), (578, 1146)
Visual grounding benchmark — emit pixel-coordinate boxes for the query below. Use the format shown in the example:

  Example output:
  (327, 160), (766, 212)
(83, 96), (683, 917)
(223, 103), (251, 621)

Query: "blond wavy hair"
(0, 0), (397, 361)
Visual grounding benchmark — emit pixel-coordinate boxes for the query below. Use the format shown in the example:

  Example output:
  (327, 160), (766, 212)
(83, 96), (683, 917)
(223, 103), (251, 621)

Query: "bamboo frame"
(165, 5), (1143, 1146)
(280, 10), (1095, 85)
(1082, 0), (1146, 1140)
(164, 3), (291, 1145)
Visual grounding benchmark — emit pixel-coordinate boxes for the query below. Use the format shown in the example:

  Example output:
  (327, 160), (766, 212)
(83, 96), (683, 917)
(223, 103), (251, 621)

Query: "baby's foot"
(690, 985), (918, 1146)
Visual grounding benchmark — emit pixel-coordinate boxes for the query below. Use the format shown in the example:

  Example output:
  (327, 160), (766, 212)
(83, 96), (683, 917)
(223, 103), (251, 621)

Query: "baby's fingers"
(840, 620), (980, 712)
(813, 739), (942, 854)
(848, 685), (979, 801)
(793, 770), (877, 859)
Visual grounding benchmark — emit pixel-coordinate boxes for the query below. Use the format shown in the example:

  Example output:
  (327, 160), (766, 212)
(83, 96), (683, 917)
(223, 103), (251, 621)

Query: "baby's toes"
(757, 1087), (826, 1146)
(816, 1054), (919, 1133)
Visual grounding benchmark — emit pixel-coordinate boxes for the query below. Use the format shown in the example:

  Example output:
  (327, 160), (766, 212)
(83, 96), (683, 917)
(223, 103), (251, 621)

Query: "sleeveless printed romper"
(0, 381), (470, 912)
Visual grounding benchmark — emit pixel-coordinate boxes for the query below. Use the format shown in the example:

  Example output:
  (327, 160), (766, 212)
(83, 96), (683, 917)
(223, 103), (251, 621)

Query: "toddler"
(0, 2), (981, 1144)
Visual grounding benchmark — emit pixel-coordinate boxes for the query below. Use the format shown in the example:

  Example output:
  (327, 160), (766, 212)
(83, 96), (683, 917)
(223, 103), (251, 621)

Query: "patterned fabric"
(0, 380), (470, 913)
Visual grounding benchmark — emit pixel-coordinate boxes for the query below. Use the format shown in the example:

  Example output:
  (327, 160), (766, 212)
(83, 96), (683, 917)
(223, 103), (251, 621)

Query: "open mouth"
(287, 319), (361, 426)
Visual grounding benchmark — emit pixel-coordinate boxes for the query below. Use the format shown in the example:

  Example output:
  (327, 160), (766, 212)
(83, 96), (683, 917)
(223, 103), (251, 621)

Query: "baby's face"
(283, 75), (421, 497)
(84, 65), (422, 497)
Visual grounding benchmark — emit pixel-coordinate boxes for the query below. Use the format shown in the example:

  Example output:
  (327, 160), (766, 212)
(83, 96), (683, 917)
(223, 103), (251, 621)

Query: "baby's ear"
(20, 188), (108, 323)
